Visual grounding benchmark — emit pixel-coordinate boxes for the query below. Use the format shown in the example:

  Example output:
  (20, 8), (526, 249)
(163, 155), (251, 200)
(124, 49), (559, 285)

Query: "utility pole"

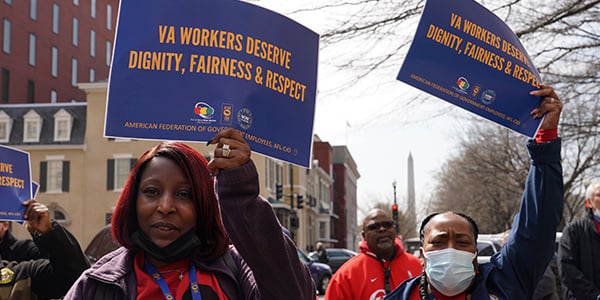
(392, 179), (399, 235)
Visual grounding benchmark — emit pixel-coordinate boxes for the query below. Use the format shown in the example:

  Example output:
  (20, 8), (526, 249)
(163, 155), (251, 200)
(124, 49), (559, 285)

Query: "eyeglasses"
(365, 221), (395, 231)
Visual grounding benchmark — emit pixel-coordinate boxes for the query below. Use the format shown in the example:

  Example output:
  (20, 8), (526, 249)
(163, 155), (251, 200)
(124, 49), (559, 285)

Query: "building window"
(30, 0), (37, 20)
(265, 158), (283, 193)
(91, 0), (96, 19)
(72, 17), (78, 46)
(106, 41), (111, 66)
(4, 0), (12, 4)
(71, 58), (78, 87)
(48, 203), (70, 225)
(319, 221), (327, 240)
(53, 108), (72, 141)
(50, 90), (57, 103)
(40, 157), (70, 193)
(28, 33), (36, 66)
(106, 4), (112, 30)
(52, 3), (59, 34)
(23, 110), (41, 142)
(89, 68), (95, 82)
(51, 46), (58, 77)
(2, 19), (10, 54)
(27, 80), (34, 102)
(107, 156), (136, 191)
(73, 0), (78, 6)
(0, 111), (12, 143)
(90, 29), (95, 57)
(1, 68), (8, 103)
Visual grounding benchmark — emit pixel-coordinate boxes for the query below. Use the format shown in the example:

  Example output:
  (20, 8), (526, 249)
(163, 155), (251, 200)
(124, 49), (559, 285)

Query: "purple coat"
(64, 160), (316, 299)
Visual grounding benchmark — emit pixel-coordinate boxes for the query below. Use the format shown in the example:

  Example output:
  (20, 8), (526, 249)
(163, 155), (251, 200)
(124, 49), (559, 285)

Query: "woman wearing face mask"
(385, 85), (564, 300)
(64, 128), (316, 299)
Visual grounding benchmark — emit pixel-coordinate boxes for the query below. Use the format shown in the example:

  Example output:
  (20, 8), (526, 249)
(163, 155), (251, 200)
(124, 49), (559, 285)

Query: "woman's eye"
(178, 190), (192, 199)
(142, 188), (159, 196)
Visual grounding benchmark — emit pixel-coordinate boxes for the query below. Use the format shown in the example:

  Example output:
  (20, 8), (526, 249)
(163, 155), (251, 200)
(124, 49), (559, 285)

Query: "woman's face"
(136, 156), (197, 248)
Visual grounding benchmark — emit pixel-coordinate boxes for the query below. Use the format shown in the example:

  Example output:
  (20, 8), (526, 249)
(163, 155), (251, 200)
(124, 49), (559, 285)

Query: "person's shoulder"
(563, 216), (592, 232)
(332, 252), (366, 273)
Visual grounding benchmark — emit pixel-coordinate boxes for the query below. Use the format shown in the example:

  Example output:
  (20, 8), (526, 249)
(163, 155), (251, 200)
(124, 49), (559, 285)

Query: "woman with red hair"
(65, 128), (315, 299)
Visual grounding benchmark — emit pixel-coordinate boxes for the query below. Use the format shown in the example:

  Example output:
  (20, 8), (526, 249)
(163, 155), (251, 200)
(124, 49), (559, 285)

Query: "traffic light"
(276, 183), (282, 200)
(392, 203), (399, 235)
(297, 194), (304, 209)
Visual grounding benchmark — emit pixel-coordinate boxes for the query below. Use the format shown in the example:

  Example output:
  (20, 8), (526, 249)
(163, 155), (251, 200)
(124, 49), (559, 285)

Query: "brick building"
(1, 0), (118, 103)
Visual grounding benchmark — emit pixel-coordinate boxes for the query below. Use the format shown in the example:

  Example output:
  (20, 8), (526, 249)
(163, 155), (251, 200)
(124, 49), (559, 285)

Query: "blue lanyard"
(144, 258), (202, 300)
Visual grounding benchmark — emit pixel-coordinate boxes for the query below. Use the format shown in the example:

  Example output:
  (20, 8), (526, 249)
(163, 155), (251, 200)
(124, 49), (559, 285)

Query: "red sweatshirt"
(325, 237), (421, 300)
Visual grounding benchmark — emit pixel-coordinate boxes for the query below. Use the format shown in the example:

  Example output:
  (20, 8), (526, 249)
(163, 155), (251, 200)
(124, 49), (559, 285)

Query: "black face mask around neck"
(131, 229), (202, 263)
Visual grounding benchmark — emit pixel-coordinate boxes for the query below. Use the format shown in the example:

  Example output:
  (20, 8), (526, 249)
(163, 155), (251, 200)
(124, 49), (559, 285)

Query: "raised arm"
(208, 129), (316, 299)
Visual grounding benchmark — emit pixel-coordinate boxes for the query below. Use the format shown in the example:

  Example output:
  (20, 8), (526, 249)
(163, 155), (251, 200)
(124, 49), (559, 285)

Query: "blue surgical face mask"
(423, 247), (476, 296)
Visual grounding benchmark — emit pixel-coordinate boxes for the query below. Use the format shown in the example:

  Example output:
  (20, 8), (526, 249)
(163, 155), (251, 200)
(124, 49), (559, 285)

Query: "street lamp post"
(392, 180), (399, 235)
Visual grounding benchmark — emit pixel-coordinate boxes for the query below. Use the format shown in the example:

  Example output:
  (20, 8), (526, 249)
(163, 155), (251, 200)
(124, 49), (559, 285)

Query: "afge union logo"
(237, 108), (253, 130)
(221, 103), (233, 125)
(194, 102), (214, 120)
(457, 77), (470, 90)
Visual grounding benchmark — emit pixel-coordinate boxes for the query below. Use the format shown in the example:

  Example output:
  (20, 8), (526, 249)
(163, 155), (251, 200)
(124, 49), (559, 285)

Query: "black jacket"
(558, 211), (600, 300)
(0, 221), (90, 300)
(0, 230), (45, 262)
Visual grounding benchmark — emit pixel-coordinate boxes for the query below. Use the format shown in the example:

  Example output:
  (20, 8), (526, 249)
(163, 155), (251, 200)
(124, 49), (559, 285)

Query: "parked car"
(85, 224), (119, 264)
(86, 225), (332, 294)
(298, 248), (332, 295)
(308, 248), (357, 273)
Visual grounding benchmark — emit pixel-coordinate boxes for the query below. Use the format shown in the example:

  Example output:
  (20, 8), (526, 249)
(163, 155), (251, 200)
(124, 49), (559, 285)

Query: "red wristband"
(535, 128), (557, 144)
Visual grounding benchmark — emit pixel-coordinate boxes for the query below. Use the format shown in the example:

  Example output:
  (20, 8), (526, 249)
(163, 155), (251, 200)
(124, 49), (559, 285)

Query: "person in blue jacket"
(385, 84), (564, 300)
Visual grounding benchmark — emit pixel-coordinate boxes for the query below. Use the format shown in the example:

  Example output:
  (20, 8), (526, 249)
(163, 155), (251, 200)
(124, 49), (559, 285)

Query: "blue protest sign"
(32, 181), (39, 199)
(0, 145), (32, 221)
(105, 0), (319, 167)
(397, 0), (542, 137)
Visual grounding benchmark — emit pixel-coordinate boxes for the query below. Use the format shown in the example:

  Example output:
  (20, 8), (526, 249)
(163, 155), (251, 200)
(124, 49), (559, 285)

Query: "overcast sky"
(249, 0), (478, 221)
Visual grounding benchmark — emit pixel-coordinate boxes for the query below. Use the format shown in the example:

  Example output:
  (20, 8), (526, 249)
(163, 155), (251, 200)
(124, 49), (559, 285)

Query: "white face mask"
(594, 208), (600, 220)
(423, 247), (476, 296)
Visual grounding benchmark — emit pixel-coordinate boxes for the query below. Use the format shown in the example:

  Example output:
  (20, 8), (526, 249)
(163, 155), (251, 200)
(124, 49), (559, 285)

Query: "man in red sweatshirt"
(325, 208), (421, 299)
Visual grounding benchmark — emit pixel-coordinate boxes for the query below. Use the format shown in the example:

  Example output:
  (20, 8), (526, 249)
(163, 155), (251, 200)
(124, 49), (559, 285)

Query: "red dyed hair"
(111, 141), (229, 261)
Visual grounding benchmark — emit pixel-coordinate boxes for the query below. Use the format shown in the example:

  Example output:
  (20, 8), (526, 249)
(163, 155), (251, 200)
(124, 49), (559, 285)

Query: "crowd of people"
(1, 84), (598, 300)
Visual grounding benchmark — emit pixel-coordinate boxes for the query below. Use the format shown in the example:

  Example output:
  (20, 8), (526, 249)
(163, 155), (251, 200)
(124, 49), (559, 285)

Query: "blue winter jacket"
(385, 138), (563, 300)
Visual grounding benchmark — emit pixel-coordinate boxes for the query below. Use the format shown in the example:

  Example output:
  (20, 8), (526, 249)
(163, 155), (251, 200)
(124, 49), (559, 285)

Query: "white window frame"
(46, 155), (65, 193)
(90, 29), (95, 57)
(23, 110), (42, 143)
(106, 40), (111, 66)
(265, 158), (283, 192)
(28, 33), (36, 66)
(113, 154), (133, 191)
(30, 0), (37, 20)
(91, 0), (96, 18)
(52, 3), (59, 34)
(2, 19), (10, 54)
(106, 4), (112, 30)
(51, 46), (58, 77)
(53, 109), (72, 142)
(0, 111), (13, 143)
(72, 17), (78, 46)
(71, 58), (78, 87)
